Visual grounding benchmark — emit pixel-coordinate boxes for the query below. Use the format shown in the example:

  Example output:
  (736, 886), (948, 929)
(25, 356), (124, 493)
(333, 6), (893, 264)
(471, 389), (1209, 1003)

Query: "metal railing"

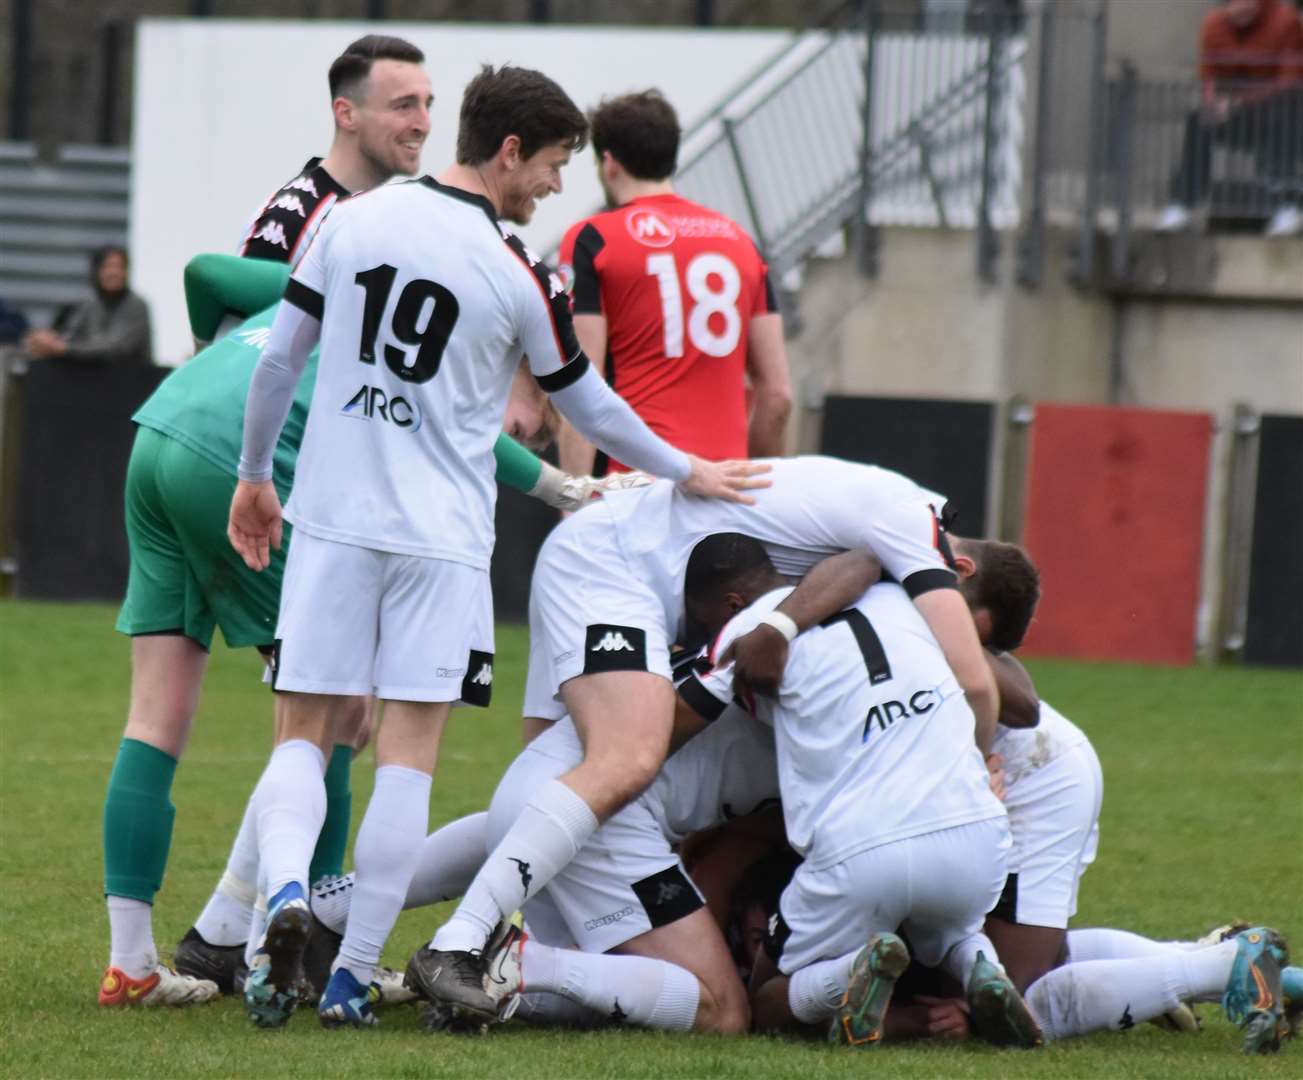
(672, 5), (1028, 281)
(1107, 76), (1303, 225)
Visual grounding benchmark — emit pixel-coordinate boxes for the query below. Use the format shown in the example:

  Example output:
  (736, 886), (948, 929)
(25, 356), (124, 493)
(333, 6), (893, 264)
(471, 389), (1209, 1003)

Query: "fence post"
(1074, 1), (1108, 285)
(722, 117), (770, 257)
(976, 5), (1003, 283)
(1217, 404), (1261, 659)
(1110, 62), (1138, 285)
(1016, 2), (1054, 288)
(853, 0), (880, 278)
(8, 0), (33, 140)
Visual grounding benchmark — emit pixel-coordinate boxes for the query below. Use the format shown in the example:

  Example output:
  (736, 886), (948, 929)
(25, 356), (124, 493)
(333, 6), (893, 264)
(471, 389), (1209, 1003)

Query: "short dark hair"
(328, 35), (425, 100)
(955, 538), (1041, 652)
(685, 533), (776, 609)
(91, 245), (127, 274)
(455, 65), (588, 166)
(590, 90), (680, 180)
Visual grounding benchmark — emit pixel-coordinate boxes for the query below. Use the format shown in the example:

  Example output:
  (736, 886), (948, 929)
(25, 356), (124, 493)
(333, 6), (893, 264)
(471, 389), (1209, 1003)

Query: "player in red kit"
(557, 90), (792, 476)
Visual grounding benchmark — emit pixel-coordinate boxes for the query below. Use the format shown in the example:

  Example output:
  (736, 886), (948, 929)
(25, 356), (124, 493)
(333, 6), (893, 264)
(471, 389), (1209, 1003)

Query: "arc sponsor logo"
(626, 207), (675, 248)
(861, 688), (937, 742)
(340, 384), (422, 431)
(236, 327), (273, 349)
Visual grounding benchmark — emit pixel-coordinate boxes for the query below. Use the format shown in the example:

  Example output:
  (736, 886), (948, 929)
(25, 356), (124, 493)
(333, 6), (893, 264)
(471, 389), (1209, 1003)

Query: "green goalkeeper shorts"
(116, 426), (289, 650)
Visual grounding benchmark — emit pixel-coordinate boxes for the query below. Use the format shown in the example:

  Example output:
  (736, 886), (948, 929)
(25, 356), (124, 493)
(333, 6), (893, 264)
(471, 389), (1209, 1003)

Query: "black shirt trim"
(417, 176), (499, 225)
(571, 223), (605, 314)
(678, 674), (729, 723)
(535, 355), (589, 393)
(284, 278), (324, 321)
(902, 568), (959, 599)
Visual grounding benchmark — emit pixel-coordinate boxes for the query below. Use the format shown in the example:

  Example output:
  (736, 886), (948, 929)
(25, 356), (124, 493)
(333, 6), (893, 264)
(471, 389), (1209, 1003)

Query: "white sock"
(311, 873), (353, 935)
(244, 893), (268, 967)
(787, 950), (857, 1024)
(107, 895), (156, 979)
(1025, 943), (1236, 1041)
(193, 795), (260, 946)
(516, 990), (600, 1027)
(335, 765), (432, 986)
(942, 930), (1000, 986)
(309, 812), (491, 934)
(1066, 927), (1182, 963)
(432, 780), (597, 954)
(521, 938), (700, 1031)
(253, 739), (326, 899)
(406, 811), (489, 907)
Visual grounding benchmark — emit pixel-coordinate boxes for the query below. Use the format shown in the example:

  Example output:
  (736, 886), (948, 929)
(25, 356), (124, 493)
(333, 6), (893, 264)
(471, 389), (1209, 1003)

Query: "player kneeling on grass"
(676, 533), (1042, 1049)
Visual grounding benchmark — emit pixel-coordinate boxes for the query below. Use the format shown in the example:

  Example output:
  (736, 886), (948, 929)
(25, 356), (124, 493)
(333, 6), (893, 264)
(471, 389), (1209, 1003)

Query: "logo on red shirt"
(626, 208), (675, 248)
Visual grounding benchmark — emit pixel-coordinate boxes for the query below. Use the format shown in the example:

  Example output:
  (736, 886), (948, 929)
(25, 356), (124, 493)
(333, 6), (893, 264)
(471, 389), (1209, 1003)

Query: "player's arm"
(721, 550), (882, 697)
(914, 587), (1000, 754)
(512, 241), (768, 504)
(230, 283), (321, 571)
(555, 222), (606, 477)
(744, 311), (792, 457)
(184, 253), (290, 348)
(988, 648), (1039, 729)
(556, 314), (607, 477)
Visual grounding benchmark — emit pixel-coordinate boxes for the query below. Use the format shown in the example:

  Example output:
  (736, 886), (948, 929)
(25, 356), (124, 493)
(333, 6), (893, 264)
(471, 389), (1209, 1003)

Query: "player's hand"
(228, 479), (283, 572)
(915, 995), (971, 1041)
(985, 752), (1007, 802)
(719, 623), (788, 699)
(679, 456), (771, 505)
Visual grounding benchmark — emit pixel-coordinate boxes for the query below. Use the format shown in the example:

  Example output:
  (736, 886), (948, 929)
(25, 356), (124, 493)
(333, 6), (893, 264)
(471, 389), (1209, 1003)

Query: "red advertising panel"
(1020, 403), (1213, 664)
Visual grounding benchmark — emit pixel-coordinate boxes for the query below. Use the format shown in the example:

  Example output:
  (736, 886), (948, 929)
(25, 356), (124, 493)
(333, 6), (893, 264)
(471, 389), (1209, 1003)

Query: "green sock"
(102, 738), (178, 902)
(309, 744), (353, 884)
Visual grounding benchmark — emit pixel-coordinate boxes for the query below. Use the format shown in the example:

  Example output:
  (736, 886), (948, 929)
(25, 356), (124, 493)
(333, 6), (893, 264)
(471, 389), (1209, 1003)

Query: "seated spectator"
(1159, 0), (1303, 237)
(22, 246), (153, 365)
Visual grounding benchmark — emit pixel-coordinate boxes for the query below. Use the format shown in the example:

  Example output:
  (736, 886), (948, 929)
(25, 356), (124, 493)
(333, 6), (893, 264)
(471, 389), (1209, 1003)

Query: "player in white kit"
(676, 533), (1043, 1049)
(228, 65), (765, 1030)
(415, 455), (1001, 1020)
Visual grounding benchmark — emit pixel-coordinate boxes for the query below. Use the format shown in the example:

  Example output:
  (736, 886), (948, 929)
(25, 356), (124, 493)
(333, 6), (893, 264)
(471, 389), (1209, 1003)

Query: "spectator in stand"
(22, 246), (153, 365)
(1159, 0), (1303, 236)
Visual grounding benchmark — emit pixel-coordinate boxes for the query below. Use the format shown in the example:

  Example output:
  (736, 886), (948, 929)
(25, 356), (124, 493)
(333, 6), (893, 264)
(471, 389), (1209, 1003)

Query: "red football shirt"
(558, 193), (775, 473)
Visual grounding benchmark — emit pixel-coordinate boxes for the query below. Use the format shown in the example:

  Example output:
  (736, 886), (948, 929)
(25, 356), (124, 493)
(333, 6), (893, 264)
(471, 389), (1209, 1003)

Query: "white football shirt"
(579, 454), (957, 633)
(282, 178), (582, 566)
(990, 699), (1091, 790)
(687, 583), (1004, 870)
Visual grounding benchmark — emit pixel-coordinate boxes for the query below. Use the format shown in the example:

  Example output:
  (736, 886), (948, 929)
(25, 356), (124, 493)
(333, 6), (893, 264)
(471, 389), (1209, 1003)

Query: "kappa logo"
(236, 326), (273, 349)
(556, 262), (575, 294)
(341, 384), (422, 431)
(590, 631), (635, 653)
(253, 220), (289, 250)
(471, 663), (493, 687)
(508, 857), (533, 895)
(655, 881), (685, 905)
(269, 193), (307, 217)
(626, 207), (675, 248)
(286, 175), (319, 198)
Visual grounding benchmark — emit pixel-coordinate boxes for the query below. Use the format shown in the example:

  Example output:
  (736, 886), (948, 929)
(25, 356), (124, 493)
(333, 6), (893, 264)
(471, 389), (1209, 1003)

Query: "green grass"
(1, 600), (1300, 1078)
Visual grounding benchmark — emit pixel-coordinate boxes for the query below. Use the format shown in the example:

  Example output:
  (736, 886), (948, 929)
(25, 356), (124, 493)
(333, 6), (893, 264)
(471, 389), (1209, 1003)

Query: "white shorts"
(489, 732), (703, 954)
(273, 530), (494, 703)
(522, 510), (672, 721)
(774, 817), (1010, 975)
(992, 740), (1103, 929)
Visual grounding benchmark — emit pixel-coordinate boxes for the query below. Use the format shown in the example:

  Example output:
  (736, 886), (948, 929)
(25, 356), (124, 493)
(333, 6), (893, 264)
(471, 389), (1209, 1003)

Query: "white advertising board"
(131, 19), (788, 363)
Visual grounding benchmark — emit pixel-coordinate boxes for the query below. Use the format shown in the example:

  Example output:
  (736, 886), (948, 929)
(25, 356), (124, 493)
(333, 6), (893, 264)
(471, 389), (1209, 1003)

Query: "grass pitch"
(1, 600), (1300, 1078)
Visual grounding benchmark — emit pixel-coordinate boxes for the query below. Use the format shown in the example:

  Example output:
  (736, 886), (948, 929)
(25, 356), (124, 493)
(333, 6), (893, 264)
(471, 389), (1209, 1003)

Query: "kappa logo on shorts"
(471, 663), (493, 686)
(460, 650), (494, 708)
(583, 625), (648, 675)
(631, 865), (702, 929)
